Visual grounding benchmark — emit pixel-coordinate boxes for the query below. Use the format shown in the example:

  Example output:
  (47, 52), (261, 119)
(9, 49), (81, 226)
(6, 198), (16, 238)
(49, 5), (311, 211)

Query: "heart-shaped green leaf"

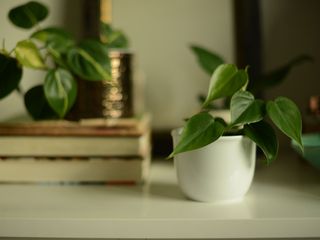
(44, 68), (77, 118)
(24, 85), (58, 120)
(203, 64), (248, 108)
(169, 112), (225, 158)
(267, 97), (303, 152)
(190, 45), (225, 76)
(100, 22), (113, 37)
(46, 47), (68, 69)
(31, 27), (75, 53)
(100, 22), (129, 48)
(230, 90), (265, 126)
(67, 44), (110, 81)
(108, 30), (129, 48)
(78, 39), (110, 70)
(15, 40), (46, 69)
(244, 121), (279, 164)
(0, 54), (23, 99)
(8, 1), (48, 29)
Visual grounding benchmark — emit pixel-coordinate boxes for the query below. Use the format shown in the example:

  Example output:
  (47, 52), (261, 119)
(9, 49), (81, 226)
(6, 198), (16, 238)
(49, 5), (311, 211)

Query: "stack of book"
(0, 114), (151, 184)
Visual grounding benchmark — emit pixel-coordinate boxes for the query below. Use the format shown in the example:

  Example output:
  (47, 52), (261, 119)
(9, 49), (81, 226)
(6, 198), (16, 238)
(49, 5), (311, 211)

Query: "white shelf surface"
(0, 150), (319, 239)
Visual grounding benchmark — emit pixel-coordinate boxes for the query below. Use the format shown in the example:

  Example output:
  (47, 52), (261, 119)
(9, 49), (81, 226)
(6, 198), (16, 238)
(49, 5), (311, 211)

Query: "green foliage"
(169, 112), (225, 158)
(14, 40), (46, 69)
(24, 85), (58, 120)
(190, 45), (224, 75)
(251, 55), (313, 93)
(190, 45), (312, 96)
(31, 27), (75, 53)
(230, 90), (265, 126)
(8, 1), (48, 29)
(100, 22), (129, 48)
(0, 1), (129, 120)
(44, 68), (77, 118)
(169, 63), (303, 164)
(0, 54), (23, 98)
(267, 97), (303, 151)
(243, 121), (278, 164)
(203, 65), (248, 107)
(67, 40), (110, 81)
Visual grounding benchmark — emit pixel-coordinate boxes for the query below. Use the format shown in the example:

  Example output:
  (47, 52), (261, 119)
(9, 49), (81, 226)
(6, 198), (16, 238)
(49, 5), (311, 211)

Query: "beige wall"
(112, 0), (235, 129)
(0, 0), (83, 121)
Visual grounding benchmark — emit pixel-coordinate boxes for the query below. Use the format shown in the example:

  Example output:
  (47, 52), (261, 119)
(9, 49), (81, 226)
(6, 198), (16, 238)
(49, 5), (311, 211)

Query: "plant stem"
(223, 128), (244, 136)
(34, 22), (43, 32)
(0, 39), (9, 55)
(8, 48), (15, 56)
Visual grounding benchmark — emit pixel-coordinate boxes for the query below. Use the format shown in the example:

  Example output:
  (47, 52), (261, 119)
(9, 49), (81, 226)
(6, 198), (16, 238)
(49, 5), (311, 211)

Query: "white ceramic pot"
(171, 128), (256, 203)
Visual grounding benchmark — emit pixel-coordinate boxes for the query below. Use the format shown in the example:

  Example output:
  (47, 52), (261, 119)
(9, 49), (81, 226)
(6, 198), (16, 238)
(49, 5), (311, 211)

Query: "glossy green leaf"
(44, 68), (77, 118)
(78, 39), (110, 70)
(31, 27), (75, 53)
(100, 22), (129, 48)
(244, 121), (279, 164)
(66, 44), (110, 81)
(100, 22), (113, 37)
(8, 1), (48, 29)
(251, 55), (313, 92)
(0, 54), (23, 99)
(230, 90), (265, 126)
(190, 45), (225, 75)
(198, 94), (219, 109)
(267, 97), (303, 152)
(15, 40), (46, 69)
(169, 112), (225, 158)
(108, 30), (129, 48)
(203, 64), (248, 108)
(24, 85), (58, 120)
(47, 47), (68, 69)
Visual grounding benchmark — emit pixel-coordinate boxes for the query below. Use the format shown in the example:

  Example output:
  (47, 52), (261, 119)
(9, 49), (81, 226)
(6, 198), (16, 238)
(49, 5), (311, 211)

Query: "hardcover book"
(0, 114), (151, 183)
(0, 114), (151, 157)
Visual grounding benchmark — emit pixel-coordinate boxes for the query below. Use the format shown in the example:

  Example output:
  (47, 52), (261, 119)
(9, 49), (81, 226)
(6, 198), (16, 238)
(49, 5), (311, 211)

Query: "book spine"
(0, 132), (150, 157)
(0, 157), (150, 183)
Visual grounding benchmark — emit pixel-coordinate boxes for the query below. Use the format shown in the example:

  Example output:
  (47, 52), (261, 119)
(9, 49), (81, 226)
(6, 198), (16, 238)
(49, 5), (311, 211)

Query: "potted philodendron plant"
(0, 1), (128, 120)
(169, 63), (304, 203)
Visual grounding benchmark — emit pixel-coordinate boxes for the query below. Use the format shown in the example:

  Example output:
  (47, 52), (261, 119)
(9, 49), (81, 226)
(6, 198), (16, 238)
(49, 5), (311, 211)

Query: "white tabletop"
(0, 149), (319, 239)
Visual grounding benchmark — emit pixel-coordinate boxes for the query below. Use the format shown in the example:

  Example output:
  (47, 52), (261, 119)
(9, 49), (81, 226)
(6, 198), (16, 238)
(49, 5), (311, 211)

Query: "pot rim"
(171, 127), (245, 140)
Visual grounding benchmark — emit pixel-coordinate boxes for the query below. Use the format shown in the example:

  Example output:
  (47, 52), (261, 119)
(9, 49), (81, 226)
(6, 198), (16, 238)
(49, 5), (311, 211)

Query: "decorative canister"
(69, 50), (134, 119)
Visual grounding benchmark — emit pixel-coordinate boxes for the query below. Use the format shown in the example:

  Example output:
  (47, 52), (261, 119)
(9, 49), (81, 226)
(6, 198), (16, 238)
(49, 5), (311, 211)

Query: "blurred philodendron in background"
(0, 1), (128, 120)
